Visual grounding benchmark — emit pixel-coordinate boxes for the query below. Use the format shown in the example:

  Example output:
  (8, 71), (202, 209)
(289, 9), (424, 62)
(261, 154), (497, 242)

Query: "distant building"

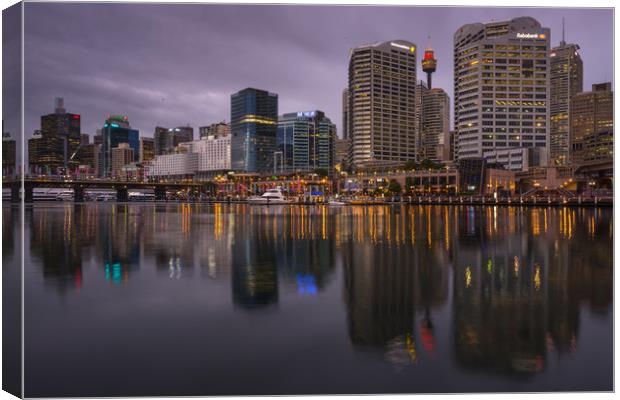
(570, 82), (613, 166)
(550, 38), (583, 166)
(80, 133), (90, 146)
(147, 152), (198, 179)
(342, 88), (350, 140)
(230, 88), (278, 173)
(415, 81), (429, 161)
(199, 122), (230, 138)
(139, 137), (155, 164)
(111, 143), (134, 178)
(421, 88), (450, 162)
(28, 98), (81, 174)
(349, 40), (418, 168)
(277, 110), (336, 176)
(154, 126), (194, 155)
(335, 137), (352, 170)
(100, 115), (139, 177)
(454, 17), (550, 160)
(2, 132), (16, 177)
(179, 134), (231, 178)
(76, 143), (96, 169)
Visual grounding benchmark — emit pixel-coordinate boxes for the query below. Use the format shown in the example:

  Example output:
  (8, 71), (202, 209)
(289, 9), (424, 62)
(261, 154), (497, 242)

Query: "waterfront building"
(154, 126), (194, 155)
(550, 33), (583, 166)
(569, 82), (613, 166)
(110, 143), (134, 178)
(276, 110), (336, 176)
(2, 132), (16, 177)
(28, 98), (81, 174)
(139, 137), (155, 164)
(99, 115), (139, 177)
(421, 88), (450, 162)
(230, 88), (278, 174)
(415, 81), (429, 161)
(482, 147), (547, 172)
(146, 152), (198, 180)
(342, 88), (350, 140)
(348, 40), (418, 168)
(335, 137), (352, 170)
(199, 122), (230, 138)
(178, 134), (231, 178)
(454, 17), (550, 160)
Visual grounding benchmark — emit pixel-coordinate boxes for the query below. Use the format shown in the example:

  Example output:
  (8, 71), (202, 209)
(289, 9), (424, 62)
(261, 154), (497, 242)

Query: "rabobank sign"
(516, 32), (546, 39)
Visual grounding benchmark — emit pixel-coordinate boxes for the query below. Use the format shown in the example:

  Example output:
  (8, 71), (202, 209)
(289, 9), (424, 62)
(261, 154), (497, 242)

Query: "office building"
(342, 88), (350, 140)
(76, 143), (96, 169)
(139, 137), (155, 164)
(2, 132), (16, 177)
(570, 82), (613, 166)
(28, 98), (81, 174)
(550, 31), (583, 166)
(199, 122), (230, 138)
(454, 17), (550, 161)
(415, 81), (429, 161)
(483, 146), (548, 172)
(230, 88), (278, 173)
(100, 115), (139, 177)
(348, 40), (418, 168)
(335, 137), (352, 170)
(277, 110), (336, 176)
(147, 152), (199, 179)
(421, 88), (450, 162)
(154, 126), (194, 155)
(179, 134), (231, 178)
(110, 143), (134, 178)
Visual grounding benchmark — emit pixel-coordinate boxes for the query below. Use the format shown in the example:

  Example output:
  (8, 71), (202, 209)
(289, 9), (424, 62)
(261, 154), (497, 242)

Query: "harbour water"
(6, 203), (613, 396)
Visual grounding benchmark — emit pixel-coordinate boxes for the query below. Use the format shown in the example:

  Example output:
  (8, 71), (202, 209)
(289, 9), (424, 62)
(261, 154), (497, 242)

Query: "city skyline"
(10, 4), (613, 152)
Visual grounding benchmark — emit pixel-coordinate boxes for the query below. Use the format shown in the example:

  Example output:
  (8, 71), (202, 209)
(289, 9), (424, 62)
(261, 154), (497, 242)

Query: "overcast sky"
(12, 3), (614, 144)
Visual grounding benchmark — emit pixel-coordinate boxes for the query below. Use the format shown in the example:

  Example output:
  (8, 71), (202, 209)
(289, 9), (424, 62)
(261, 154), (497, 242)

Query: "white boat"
(247, 188), (293, 205)
(328, 199), (347, 206)
(56, 190), (74, 201)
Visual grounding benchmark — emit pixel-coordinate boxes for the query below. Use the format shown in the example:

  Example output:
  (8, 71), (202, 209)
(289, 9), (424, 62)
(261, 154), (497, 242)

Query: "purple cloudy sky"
(16, 3), (614, 142)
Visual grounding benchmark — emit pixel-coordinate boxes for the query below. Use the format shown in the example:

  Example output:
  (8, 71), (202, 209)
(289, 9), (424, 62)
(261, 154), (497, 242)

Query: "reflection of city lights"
(487, 259), (493, 274)
(534, 264), (541, 291)
(513, 256), (520, 277)
(465, 267), (472, 288)
(406, 333), (417, 363)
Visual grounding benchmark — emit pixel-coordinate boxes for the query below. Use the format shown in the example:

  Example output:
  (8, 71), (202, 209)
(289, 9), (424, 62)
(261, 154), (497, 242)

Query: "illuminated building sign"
(516, 32), (546, 39)
(390, 42), (415, 53)
(297, 111), (316, 118)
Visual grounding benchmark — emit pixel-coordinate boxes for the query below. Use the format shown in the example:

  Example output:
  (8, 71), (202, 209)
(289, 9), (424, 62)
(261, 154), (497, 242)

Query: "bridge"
(3, 178), (204, 203)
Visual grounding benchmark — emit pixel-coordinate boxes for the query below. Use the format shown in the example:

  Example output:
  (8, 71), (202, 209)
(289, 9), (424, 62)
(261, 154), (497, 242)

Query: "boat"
(247, 188), (292, 205)
(56, 190), (74, 201)
(328, 199), (347, 206)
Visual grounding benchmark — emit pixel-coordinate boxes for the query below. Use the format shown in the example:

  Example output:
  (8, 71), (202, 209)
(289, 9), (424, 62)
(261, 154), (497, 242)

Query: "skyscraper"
(415, 81), (429, 161)
(550, 30), (583, 166)
(277, 110), (336, 176)
(454, 17), (550, 167)
(154, 126), (194, 155)
(569, 82), (613, 166)
(28, 98), (81, 174)
(2, 132), (16, 177)
(100, 115), (139, 177)
(342, 88), (350, 140)
(348, 40), (418, 169)
(139, 137), (155, 164)
(230, 88), (278, 174)
(421, 88), (451, 162)
(110, 143), (134, 178)
(199, 122), (230, 138)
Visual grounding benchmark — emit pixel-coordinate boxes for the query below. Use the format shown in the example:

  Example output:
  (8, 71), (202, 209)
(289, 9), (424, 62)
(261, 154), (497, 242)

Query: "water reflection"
(17, 203), (613, 394)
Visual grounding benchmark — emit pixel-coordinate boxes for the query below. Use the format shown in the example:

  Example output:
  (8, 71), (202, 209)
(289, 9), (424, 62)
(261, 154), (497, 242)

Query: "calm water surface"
(7, 203), (613, 396)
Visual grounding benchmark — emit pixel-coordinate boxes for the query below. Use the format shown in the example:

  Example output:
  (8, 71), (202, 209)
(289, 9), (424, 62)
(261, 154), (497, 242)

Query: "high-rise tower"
(421, 38), (437, 89)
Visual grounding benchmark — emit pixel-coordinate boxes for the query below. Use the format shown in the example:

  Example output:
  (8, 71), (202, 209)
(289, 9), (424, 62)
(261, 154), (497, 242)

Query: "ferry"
(56, 190), (74, 201)
(128, 191), (155, 202)
(247, 188), (293, 205)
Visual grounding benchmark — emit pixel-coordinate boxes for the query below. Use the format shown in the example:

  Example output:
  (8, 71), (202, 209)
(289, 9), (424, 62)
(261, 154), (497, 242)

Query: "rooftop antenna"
(561, 17), (566, 46)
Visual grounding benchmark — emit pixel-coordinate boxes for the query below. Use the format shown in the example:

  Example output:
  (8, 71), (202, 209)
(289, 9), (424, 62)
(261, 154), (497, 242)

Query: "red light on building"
(424, 50), (435, 60)
(72, 115), (80, 119)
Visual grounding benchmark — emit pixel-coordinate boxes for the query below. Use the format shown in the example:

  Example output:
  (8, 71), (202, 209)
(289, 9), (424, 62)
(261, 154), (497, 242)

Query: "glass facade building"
(277, 111), (336, 176)
(100, 115), (139, 177)
(230, 88), (278, 174)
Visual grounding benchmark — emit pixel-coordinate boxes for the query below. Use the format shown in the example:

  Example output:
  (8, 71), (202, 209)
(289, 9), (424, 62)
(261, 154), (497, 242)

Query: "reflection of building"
(550, 38), (583, 166)
(454, 17), (550, 160)
(28, 98), (81, 174)
(100, 115), (139, 177)
(569, 83), (613, 166)
(349, 40), (418, 168)
(230, 88), (278, 174)
(277, 110), (336, 176)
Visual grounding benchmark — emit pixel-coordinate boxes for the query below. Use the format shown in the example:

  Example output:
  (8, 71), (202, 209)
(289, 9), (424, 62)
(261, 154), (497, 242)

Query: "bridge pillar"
(74, 185), (85, 203)
(117, 187), (128, 202)
(24, 185), (33, 203)
(155, 186), (167, 201)
(10, 184), (20, 203)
